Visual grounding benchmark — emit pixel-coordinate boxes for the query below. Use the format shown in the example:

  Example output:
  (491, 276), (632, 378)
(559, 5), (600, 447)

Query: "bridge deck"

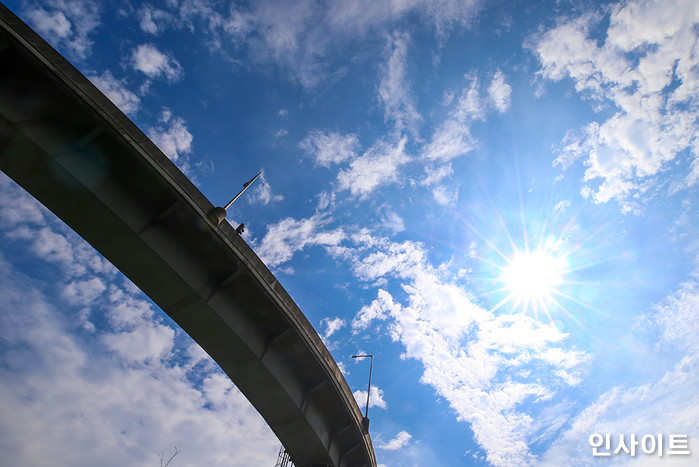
(0, 5), (375, 467)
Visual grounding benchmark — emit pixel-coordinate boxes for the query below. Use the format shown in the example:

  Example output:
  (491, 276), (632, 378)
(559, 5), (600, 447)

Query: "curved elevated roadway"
(0, 5), (376, 467)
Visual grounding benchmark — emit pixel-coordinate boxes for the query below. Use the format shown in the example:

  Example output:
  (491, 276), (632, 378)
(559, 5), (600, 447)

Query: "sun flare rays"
(496, 246), (569, 316)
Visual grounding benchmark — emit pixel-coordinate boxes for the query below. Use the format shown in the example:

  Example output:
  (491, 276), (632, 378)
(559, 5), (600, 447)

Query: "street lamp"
(352, 354), (373, 432)
(207, 170), (263, 227)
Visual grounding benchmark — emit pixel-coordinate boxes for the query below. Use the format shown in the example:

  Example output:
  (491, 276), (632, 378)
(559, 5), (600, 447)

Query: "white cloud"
(138, 9), (158, 34)
(337, 137), (410, 198)
(24, 0), (100, 60)
(453, 75), (488, 122)
(248, 173), (283, 205)
(532, 0), (699, 206)
(132, 0), (482, 90)
(345, 237), (426, 282)
(0, 175), (115, 280)
(0, 173), (281, 467)
(378, 430), (412, 450)
(61, 277), (106, 306)
(421, 163), (454, 186)
(299, 130), (359, 167)
(102, 323), (175, 363)
(353, 386), (387, 410)
(380, 210), (405, 234)
(219, 0), (327, 88)
(0, 259), (279, 466)
(104, 286), (156, 330)
(532, 263), (697, 464)
(422, 119), (477, 162)
(25, 226), (74, 265)
(321, 316), (346, 341)
(88, 70), (140, 115)
(203, 0), (481, 88)
(553, 200), (571, 215)
(273, 128), (288, 141)
(256, 214), (345, 268)
(378, 32), (422, 136)
(352, 288), (401, 333)
(347, 234), (699, 466)
(337, 233), (589, 466)
(28, 8), (71, 38)
(488, 70), (512, 113)
(421, 75), (492, 168)
(148, 109), (193, 164)
(326, 0), (481, 38)
(138, 6), (173, 34)
(432, 184), (459, 206)
(316, 190), (336, 211)
(130, 44), (182, 82)
(540, 355), (699, 466)
(0, 174), (46, 226)
(652, 270), (699, 354)
(6, 224), (112, 278)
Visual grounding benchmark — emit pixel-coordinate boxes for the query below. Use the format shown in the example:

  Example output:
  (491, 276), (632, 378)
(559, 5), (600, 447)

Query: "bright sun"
(502, 249), (567, 307)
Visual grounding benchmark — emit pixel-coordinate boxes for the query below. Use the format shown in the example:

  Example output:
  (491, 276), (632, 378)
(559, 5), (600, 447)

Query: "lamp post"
(207, 170), (262, 227)
(351, 354), (373, 432)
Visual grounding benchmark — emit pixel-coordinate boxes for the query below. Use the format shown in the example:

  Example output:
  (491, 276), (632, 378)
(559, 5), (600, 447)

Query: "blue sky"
(0, 0), (697, 466)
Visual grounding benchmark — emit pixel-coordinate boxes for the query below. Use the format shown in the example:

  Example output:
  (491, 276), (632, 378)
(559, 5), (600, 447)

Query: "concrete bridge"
(0, 5), (376, 467)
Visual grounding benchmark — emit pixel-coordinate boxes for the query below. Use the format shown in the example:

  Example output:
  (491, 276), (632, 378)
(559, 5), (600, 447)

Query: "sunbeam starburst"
(499, 247), (569, 314)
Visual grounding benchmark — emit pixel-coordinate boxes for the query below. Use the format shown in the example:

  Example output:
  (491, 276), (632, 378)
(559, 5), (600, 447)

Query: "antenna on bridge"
(208, 170), (262, 228)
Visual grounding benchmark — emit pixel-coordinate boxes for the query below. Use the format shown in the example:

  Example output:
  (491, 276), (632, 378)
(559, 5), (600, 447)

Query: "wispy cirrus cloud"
(488, 70), (512, 113)
(330, 0), (482, 37)
(378, 32), (422, 137)
(421, 71), (512, 163)
(143, 0), (482, 88)
(421, 117), (478, 164)
(419, 70), (511, 205)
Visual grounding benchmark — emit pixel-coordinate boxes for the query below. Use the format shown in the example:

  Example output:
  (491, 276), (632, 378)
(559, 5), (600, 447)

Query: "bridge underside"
(0, 5), (375, 467)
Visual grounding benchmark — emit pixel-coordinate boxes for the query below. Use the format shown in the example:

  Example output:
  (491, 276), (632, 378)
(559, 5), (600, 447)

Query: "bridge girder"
(0, 5), (376, 467)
